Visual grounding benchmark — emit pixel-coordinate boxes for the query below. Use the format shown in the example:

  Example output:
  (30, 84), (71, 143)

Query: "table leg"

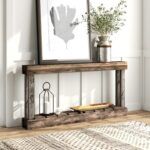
(25, 74), (35, 120)
(115, 70), (125, 107)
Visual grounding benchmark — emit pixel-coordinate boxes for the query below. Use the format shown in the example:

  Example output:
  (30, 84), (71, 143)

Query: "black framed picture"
(36, 0), (92, 64)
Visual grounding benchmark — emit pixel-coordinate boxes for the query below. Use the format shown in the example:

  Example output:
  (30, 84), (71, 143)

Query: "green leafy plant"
(83, 0), (127, 35)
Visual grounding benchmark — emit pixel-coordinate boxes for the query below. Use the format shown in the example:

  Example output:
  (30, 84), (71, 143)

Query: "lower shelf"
(22, 106), (127, 129)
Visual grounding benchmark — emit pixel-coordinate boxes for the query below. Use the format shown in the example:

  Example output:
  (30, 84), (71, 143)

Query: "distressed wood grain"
(23, 106), (127, 129)
(22, 61), (127, 74)
(25, 74), (35, 120)
(115, 70), (125, 107)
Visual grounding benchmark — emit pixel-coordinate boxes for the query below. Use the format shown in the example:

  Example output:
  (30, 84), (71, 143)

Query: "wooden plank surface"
(22, 61), (127, 74)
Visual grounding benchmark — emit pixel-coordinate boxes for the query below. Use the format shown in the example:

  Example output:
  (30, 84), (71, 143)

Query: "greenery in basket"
(83, 0), (127, 35)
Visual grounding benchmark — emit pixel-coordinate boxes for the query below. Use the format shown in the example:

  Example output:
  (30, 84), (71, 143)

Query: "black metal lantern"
(39, 82), (54, 115)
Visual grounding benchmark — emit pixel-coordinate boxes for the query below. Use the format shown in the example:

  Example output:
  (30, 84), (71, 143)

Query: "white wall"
(1, 0), (143, 127)
(6, 0), (37, 127)
(142, 0), (150, 110)
(93, 0), (143, 110)
(112, 0), (143, 110)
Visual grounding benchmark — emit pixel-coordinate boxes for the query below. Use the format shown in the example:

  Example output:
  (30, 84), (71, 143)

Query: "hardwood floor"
(0, 110), (150, 140)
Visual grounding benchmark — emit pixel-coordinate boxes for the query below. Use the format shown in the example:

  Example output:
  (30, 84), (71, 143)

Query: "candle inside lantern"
(44, 100), (51, 114)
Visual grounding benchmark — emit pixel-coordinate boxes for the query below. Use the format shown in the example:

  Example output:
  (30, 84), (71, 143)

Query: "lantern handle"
(43, 82), (51, 90)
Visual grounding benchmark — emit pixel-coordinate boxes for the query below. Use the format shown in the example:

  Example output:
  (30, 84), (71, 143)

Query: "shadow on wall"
(7, 66), (24, 127)
(7, 0), (37, 61)
(6, 0), (37, 127)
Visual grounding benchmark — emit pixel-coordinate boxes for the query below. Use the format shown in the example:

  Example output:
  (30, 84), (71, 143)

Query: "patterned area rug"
(0, 121), (150, 150)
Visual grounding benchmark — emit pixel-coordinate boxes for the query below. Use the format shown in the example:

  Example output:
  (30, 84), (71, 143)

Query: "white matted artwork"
(37, 0), (92, 64)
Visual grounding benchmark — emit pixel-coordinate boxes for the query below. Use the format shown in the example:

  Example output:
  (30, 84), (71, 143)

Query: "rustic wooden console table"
(22, 61), (127, 129)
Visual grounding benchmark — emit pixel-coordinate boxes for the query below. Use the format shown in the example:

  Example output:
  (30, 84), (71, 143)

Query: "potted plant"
(83, 0), (127, 61)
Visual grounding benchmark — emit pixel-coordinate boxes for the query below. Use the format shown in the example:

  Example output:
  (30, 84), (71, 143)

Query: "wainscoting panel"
(82, 71), (101, 105)
(143, 51), (150, 110)
(0, 0), (5, 126)
(102, 56), (142, 111)
(59, 73), (81, 111)
(125, 57), (142, 110)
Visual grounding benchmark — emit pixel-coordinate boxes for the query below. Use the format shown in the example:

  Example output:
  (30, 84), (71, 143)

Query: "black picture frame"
(36, 0), (92, 64)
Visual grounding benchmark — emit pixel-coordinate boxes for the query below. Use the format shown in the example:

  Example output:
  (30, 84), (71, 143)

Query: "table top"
(22, 61), (127, 74)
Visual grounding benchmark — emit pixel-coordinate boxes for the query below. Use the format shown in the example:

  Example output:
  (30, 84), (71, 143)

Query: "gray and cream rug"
(0, 121), (150, 150)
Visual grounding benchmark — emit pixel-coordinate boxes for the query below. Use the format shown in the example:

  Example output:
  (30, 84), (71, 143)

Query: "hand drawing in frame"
(36, 0), (92, 64)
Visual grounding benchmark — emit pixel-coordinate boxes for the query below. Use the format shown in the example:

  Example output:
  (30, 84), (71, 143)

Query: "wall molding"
(0, 120), (5, 127)
(143, 50), (150, 57)
(142, 50), (150, 110)
(142, 104), (150, 111)
(1, 0), (7, 127)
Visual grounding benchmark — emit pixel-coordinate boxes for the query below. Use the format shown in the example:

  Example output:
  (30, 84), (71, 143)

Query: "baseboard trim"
(126, 103), (142, 111)
(5, 119), (21, 128)
(0, 120), (5, 127)
(142, 105), (150, 111)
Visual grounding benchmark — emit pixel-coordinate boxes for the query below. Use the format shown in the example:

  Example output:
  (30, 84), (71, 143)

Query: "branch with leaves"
(83, 0), (127, 35)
